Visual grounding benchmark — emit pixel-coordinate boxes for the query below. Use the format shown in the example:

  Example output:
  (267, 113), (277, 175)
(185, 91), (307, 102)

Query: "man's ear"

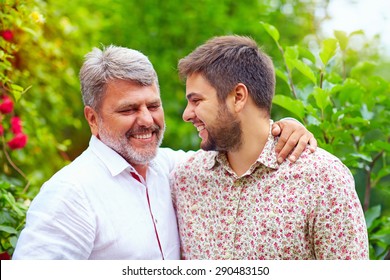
(84, 106), (99, 136)
(232, 83), (248, 113)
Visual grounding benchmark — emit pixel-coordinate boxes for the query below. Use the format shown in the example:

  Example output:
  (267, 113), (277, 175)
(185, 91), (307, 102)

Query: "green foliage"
(263, 23), (390, 259)
(365, 205), (390, 259)
(0, 178), (28, 256)
(1, 0), (98, 254)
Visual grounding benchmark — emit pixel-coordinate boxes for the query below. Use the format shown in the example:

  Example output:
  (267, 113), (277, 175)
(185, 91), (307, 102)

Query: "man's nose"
(182, 103), (194, 122)
(137, 107), (154, 127)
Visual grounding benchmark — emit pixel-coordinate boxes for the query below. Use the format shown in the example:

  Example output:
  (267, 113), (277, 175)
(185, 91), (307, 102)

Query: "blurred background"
(1, 0), (389, 259)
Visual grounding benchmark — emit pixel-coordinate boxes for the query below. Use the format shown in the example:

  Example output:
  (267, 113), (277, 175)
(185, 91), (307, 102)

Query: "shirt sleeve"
(12, 180), (96, 260)
(158, 148), (196, 173)
(312, 161), (369, 259)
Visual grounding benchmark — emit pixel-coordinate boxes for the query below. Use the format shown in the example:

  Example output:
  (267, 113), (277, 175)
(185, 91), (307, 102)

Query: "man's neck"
(226, 118), (270, 177)
(132, 164), (148, 181)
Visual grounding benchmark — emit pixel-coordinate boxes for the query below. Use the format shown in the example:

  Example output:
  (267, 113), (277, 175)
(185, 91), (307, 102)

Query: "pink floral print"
(172, 134), (369, 260)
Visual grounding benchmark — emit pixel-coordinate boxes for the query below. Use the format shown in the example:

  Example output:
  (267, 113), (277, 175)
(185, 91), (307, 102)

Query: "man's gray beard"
(99, 122), (165, 165)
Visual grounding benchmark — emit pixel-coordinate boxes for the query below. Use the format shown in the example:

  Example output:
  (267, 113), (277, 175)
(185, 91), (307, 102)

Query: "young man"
(172, 35), (369, 259)
(12, 45), (314, 259)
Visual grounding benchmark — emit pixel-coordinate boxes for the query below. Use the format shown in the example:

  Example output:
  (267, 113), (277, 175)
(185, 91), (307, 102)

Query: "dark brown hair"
(178, 35), (275, 114)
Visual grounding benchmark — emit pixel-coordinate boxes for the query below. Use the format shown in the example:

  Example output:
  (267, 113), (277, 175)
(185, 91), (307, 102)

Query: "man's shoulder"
(174, 150), (217, 173)
(301, 147), (347, 168)
(289, 146), (353, 180)
(184, 149), (216, 164)
(47, 148), (102, 185)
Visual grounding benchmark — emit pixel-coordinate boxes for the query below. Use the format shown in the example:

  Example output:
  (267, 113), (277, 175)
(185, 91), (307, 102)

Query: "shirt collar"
(206, 120), (280, 171)
(89, 135), (135, 176)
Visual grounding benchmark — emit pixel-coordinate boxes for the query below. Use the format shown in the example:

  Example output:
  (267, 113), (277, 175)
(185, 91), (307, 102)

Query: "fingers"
(308, 135), (317, 152)
(274, 118), (317, 164)
(274, 126), (292, 154)
(276, 130), (303, 163)
(276, 126), (314, 164)
(285, 133), (313, 163)
(271, 122), (281, 137)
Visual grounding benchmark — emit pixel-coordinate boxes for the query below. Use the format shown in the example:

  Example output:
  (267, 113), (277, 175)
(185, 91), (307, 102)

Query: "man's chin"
(126, 148), (158, 165)
(200, 140), (217, 151)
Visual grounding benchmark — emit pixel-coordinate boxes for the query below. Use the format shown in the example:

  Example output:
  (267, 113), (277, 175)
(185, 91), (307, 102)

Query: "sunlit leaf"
(311, 87), (330, 110)
(260, 21), (280, 43)
(284, 46), (299, 60)
(334, 30), (348, 51)
(293, 59), (317, 84)
(319, 38), (338, 66)
(272, 95), (305, 120)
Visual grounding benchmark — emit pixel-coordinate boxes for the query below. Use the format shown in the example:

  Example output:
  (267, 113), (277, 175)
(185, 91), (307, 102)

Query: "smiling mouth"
(127, 125), (161, 140)
(196, 125), (205, 132)
(132, 133), (153, 139)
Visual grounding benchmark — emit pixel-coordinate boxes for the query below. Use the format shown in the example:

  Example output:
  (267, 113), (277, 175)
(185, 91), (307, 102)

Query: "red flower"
(0, 124), (4, 136)
(0, 29), (14, 41)
(11, 116), (23, 134)
(0, 95), (14, 114)
(0, 251), (11, 260)
(7, 132), (28, 150)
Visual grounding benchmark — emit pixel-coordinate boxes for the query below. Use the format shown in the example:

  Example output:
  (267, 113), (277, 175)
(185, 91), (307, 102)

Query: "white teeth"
(133, 133), (152, 139)
(196, 125), (205, 132)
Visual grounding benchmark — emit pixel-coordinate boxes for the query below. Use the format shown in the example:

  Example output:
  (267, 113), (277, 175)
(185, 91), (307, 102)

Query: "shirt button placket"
(225, 178), (241, 260)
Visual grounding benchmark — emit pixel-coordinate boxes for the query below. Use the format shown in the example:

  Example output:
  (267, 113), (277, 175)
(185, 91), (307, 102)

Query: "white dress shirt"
(13, 136), (190, 260)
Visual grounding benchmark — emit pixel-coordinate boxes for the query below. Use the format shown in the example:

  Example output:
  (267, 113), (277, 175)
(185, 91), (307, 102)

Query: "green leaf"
(272, 95), (305, 120)
(293, 59), (317, 84)
(298, 46), (316, 64)
(260, 21), (280, 43)
(350, 152), (372, 163)
(365, 205), (381, 229)
(334, 30), (348, 51)
(0, 225), (18, 235)
(284, 46), (299, 61)
(373, 141), (390, 152)
(10, 236), (19, 248)
(370, 231), (390, 245)
(275, 69), (290, 88)
(284, 46), (299, 70)
(350, 30), (365, 36)
(2, 193), (25, 217)
(375, 166), (390, 182)
(319, 38), (338, 66)
(10, 84), (24, 102)
(337, 78), (365, 105)
(311, 87), (330, 110)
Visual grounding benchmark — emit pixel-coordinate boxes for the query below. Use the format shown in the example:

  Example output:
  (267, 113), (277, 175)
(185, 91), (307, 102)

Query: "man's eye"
(148, 105), (160, 111)
(192, 99), (200, 104)
(119, 109), (136, 114)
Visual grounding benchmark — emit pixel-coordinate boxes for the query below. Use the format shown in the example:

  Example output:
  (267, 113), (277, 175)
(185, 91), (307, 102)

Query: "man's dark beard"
(201, 107), (242, 152)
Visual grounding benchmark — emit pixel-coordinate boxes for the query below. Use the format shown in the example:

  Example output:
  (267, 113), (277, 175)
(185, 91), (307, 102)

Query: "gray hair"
(79, 45), (159, 110)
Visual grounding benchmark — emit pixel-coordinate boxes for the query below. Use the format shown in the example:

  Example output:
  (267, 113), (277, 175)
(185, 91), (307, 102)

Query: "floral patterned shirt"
(171, 132), (369, 260)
